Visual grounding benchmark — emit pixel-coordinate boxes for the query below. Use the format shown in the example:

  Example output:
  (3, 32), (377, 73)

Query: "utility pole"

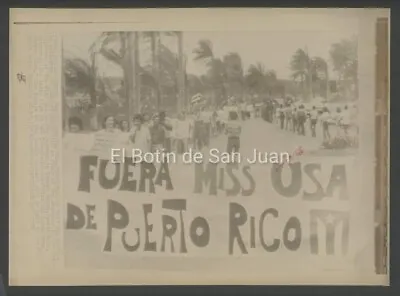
(177, 31), (185, 113)
(156, 33), (162, 112)
(305, 46), (313, 101)
(325, 63), (330, 101)
(126, 32), (141, 120)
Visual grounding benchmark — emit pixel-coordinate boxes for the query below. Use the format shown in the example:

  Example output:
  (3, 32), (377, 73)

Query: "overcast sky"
(63, 16), (358, 80)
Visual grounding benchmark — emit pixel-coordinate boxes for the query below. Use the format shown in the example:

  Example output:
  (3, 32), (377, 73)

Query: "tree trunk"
(155, 33), (162, 112)
(125, 32), (141, 121)
(150, 32), (158, 110)
(89, 52), (99, 130)
(177, 32), (185, 113)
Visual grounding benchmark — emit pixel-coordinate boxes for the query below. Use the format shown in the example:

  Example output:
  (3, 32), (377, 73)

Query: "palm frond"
(99, 47), (123, 66)
(193, 39), (214, 62)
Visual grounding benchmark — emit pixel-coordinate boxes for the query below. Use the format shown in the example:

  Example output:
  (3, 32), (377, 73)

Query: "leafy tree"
(329, 37), (358, 99)
(290, 48), (312, 99)
(245, 63), (277, 97)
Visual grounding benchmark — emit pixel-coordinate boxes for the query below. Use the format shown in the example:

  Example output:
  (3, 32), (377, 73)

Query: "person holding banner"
(142, 113), (152, 129)
(68, 116), (83, 133)
(90, 115), (121, 158)
(174, 113), (191, 155)
(63, 117), (93, 152)
(100, 115), (118, 133)
(119, 119), (130, 133)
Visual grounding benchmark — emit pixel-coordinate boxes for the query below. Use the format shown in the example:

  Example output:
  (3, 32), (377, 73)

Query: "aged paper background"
(9, 8), (389, 286)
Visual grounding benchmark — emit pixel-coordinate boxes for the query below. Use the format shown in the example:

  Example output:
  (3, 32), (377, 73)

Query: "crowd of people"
(270, 101), (359, 149)
(65, 95), (359, 158)
(66, 107), (232, 156)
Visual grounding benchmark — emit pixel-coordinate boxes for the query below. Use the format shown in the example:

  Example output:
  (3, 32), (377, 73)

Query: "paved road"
(205, 118), (357, 159)
(206, 118), (322, 162)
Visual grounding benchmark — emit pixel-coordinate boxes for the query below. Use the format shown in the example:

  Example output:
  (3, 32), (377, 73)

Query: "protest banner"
(61, 145), (373, 279)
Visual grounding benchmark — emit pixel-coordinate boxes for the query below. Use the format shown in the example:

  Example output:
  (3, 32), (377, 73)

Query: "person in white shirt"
(217, 108), (225, 130)
(275, 105), (282, 125)
(90, 115), (121, 158)
(128, 114), (152, 158)
(341, 105), (351, 134)
(319, 107), (331, 142)
(142, 113), (152, 129)
(102, 115), (118, 133)
(119, 119), (130, 133)
(174, 113), (191, 154)
(309, 106), (319, 138)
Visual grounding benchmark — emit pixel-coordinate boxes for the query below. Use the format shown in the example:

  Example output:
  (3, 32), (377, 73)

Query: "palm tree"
(223, 52), (244, 99)
(245, 63), (277, 97)
(90, 32), (140, 120)
(142, 31), (178, 110)
(176, 32), (186, 112)
(193, 39), (227, 106)
(63, 56), (108, 130)
(64, 57), (95, 100)
(311, 56), (329, 99)
(94, 31), (185, 113)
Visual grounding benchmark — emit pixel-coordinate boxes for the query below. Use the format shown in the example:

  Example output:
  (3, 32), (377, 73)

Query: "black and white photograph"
(62, 29), (359, 158)
(9, 8), (389, 286)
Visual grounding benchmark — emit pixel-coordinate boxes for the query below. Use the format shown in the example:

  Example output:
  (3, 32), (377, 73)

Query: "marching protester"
(320, 107), (332, 143)
(341, 105), (351, 136)
(200, 107), (212, 146)
(217, 107), (225, 133)
(101, 115), (118, 134)
(210, 110), (218, 136)
(291, 107), (297, 132)
(129, 114), (152, 155)
(278, 104), (285, 130)
(63, 117), (86, 151)
(119, 119), (130, 133)
(175, 113), (191, 154)
(159, 111), (173, 152)
(225, 111), (242, 157)
(192, 109), (205, 151)
(309, 106), (319, 138)
(149, 113), (167, 152)
(246, 102), (254, 120)
(142, 113), (152, 129)
(68, 116), (83, 133)
(285, 104), (292, 131)
(297, 105), (307, 136)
